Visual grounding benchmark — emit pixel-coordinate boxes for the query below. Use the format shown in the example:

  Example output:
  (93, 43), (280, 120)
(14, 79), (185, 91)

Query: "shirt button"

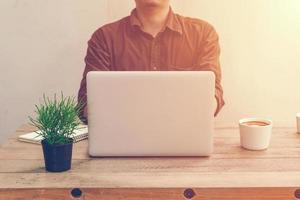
(153, 66), (157, 70)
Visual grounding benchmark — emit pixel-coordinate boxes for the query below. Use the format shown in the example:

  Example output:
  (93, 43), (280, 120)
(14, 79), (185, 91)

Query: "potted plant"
(29, 93), (82, 172)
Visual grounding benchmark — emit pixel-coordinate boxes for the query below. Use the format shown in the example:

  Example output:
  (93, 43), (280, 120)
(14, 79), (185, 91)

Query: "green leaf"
(28, 92), (81, 145)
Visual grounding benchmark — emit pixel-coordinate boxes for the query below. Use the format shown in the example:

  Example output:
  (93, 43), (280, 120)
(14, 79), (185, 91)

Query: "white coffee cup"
(297, 113), (300, 133)
(239, 118), (272, 151)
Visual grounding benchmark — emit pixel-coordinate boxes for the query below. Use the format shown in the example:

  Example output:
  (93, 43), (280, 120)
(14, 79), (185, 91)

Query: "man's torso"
(95, 9), (215, 71)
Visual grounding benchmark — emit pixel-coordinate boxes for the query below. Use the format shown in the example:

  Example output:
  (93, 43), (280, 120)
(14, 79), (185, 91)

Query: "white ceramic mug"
(239, 118), (273, 151)
(297, 113), (300, 133)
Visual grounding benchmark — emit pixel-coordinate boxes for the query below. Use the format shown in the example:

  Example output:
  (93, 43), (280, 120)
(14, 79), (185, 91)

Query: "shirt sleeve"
(195, 24), (225, 117)
(78, 29), (111, 123)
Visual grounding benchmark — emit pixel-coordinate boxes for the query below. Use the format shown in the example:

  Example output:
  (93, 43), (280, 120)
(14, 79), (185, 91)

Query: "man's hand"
(214, 97), (218, 117)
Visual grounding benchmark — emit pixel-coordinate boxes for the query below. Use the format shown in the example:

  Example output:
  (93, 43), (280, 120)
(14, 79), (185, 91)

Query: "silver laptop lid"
(87, 71), (215, 157)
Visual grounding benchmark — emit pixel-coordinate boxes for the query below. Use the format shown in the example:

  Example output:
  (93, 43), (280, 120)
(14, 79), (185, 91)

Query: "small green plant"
(29, 93), (82, 145)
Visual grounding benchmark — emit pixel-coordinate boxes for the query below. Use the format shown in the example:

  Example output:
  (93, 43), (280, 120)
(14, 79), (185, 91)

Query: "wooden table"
(1, 125), (300, 200)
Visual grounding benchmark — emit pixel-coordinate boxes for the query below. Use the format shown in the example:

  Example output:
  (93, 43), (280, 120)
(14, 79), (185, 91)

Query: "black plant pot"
(41, 139), (73, 172)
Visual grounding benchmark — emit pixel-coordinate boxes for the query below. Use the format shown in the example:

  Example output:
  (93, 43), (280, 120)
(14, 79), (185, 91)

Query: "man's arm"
(78, 29), (111, 123)
(195, 23), (225, 117)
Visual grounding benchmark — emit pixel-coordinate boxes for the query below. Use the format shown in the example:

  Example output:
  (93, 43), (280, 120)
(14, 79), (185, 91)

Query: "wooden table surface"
(1, 124), (300, 200)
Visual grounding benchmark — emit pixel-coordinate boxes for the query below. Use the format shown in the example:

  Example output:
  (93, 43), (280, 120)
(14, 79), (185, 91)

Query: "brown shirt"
(78, 8), (225, 122)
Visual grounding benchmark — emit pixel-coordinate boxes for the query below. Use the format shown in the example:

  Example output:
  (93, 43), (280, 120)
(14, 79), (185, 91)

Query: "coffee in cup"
(241, 121), (270, 127)
(239, 118), (272, 151)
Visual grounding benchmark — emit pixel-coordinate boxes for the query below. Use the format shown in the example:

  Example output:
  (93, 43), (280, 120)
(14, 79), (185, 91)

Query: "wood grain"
(0, 188), (299, 200)
(1, 124), (300, 199)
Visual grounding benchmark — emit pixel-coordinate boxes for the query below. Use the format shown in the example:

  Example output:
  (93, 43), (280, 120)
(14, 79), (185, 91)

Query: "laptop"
(87, 71), (215, 157)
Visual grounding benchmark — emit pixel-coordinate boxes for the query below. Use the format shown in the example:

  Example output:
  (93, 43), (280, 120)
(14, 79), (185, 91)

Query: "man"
(78, 0), (225, 123)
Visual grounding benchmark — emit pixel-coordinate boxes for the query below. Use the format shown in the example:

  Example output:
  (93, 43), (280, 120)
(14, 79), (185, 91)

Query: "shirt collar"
(130, 7), (183, 35)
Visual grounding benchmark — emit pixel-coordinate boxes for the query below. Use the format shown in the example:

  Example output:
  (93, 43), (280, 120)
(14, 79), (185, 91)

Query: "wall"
(1, 0), (300, 144)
